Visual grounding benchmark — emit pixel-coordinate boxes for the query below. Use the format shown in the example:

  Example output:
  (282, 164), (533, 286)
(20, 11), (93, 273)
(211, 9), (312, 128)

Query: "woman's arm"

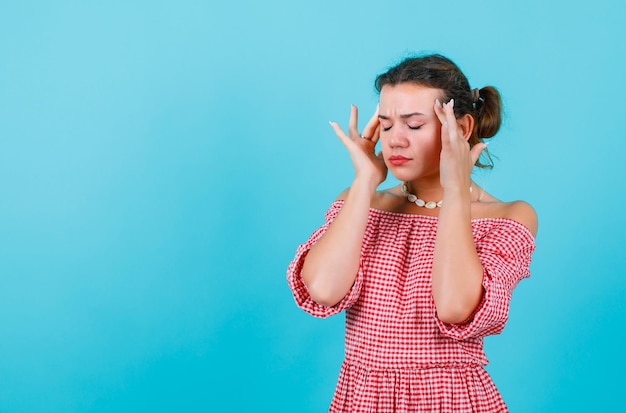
(301, 106), (385, 307)
(301, 178), (376, 307)
(432, 188), (485, 324)
(431, 99), (488, 324)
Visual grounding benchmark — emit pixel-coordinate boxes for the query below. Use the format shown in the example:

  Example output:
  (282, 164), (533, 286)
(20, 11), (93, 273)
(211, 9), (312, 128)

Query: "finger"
(435, 100), (452, 149)
(469, 142), (488, 165)
(348, 105), (359, 139)
(433, 98), (447, 125)
(370, 124), (381, 144)
(329, 121), (351, 147)
(443, 99), (459, 143)
(361, 106), (380, 139)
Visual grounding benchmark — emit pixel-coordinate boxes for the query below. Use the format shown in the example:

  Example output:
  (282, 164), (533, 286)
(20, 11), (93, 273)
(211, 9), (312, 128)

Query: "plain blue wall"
(1, 1), (625, 412)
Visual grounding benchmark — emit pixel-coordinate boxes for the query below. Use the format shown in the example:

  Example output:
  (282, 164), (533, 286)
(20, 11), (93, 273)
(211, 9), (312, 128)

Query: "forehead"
(379, 84), (443, 113)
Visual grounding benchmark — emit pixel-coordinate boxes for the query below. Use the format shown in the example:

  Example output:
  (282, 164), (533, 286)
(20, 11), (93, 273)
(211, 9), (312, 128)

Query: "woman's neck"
(403, 179), (444, 203)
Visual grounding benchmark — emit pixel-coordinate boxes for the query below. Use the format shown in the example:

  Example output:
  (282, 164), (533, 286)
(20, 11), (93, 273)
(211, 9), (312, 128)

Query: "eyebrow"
(378, 112), (427, 120)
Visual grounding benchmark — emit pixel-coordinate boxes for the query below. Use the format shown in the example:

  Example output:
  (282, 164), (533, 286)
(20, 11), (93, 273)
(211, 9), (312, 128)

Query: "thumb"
(470, 142), (488, 165)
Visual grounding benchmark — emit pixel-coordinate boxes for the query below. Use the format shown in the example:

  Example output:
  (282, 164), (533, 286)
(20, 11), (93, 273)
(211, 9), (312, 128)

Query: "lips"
(388, 155), (410, 166)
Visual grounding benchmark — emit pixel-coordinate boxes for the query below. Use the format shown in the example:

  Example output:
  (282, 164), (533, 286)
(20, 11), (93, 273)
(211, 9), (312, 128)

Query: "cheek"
(379, 134), (391, 151)
(429, 134), (443, 152)
(417, 129), (442, 151)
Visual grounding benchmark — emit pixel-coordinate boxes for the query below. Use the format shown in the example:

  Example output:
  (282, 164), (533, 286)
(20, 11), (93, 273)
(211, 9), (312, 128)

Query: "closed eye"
(382, 124), (423, 131)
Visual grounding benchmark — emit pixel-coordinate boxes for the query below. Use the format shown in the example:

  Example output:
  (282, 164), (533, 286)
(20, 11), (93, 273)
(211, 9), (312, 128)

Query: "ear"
(457, 114), (475, 142)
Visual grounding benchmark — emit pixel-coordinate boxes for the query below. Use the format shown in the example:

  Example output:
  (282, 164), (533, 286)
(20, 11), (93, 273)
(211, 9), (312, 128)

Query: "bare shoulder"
(501, 200), (538, 237)
(474, 188), (537, 236)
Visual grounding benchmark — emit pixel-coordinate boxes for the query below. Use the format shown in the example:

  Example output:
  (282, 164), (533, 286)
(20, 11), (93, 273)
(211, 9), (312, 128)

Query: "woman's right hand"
(329, 105), (387, 188)
(304, 106), (384, 307)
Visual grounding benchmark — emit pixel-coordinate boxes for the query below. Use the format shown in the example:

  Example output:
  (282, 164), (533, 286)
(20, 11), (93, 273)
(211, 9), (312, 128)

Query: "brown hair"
(375, 54), (502, 169)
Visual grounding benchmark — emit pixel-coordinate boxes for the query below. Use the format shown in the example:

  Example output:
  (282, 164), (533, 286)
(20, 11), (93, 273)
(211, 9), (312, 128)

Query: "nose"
(388, 127), (408, 148)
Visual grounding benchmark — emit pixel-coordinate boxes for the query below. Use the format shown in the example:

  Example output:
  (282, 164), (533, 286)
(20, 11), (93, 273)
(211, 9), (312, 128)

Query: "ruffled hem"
(329, 361), (508, 413)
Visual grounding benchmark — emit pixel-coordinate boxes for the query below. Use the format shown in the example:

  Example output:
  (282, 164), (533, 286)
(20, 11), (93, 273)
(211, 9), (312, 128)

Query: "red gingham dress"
(287, 200), (535, 413)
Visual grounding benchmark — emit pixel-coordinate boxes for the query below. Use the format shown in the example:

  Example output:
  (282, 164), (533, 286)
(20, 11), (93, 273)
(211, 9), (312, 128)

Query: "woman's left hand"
(434, 99), (487, 193)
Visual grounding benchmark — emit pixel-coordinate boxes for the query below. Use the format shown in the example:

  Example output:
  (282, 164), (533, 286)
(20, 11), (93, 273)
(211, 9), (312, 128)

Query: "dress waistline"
(343, 358), (484, 371)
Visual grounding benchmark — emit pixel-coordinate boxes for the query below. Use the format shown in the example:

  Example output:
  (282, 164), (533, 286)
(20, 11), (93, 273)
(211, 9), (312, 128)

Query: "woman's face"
(378, 83), (444, 182)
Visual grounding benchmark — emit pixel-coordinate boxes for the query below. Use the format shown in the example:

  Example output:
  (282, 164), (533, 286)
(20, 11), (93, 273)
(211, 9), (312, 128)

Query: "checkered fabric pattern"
(287, 200), (535, 413)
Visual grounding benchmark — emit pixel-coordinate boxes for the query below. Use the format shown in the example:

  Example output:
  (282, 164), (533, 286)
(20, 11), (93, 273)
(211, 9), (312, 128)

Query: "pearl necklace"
(400, 183), (474, 209)
(400, 183), (443, 209)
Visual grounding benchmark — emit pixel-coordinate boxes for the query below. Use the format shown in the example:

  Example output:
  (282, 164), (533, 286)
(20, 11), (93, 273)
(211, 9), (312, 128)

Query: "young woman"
(287, 54), (537, 413)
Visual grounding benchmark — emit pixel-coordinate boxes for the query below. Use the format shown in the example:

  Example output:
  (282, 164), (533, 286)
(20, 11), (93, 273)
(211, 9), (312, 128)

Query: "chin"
(388, 167), (438, 183)
(388, 170), (419, 182)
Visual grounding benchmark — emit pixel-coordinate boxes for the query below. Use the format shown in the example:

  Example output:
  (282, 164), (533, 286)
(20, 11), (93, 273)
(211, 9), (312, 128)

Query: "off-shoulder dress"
(287, 200), (535, 413)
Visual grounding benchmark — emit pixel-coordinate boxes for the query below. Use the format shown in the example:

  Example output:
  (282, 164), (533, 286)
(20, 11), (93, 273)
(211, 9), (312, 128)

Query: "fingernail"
(450, 99), (455, 108)
(435, 99), (441, 107)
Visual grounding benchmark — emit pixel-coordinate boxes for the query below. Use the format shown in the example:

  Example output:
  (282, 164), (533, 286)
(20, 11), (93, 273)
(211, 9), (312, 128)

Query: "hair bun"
(474, 86), (501, 140)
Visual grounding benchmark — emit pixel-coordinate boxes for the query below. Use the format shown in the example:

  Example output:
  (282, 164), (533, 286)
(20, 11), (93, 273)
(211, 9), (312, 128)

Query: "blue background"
(1, 1), (625, 412)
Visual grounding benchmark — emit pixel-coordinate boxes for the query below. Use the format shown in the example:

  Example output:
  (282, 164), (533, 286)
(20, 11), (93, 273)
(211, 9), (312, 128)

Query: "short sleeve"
(286, 201), (364, 318)
(436, 220), (535, 340)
